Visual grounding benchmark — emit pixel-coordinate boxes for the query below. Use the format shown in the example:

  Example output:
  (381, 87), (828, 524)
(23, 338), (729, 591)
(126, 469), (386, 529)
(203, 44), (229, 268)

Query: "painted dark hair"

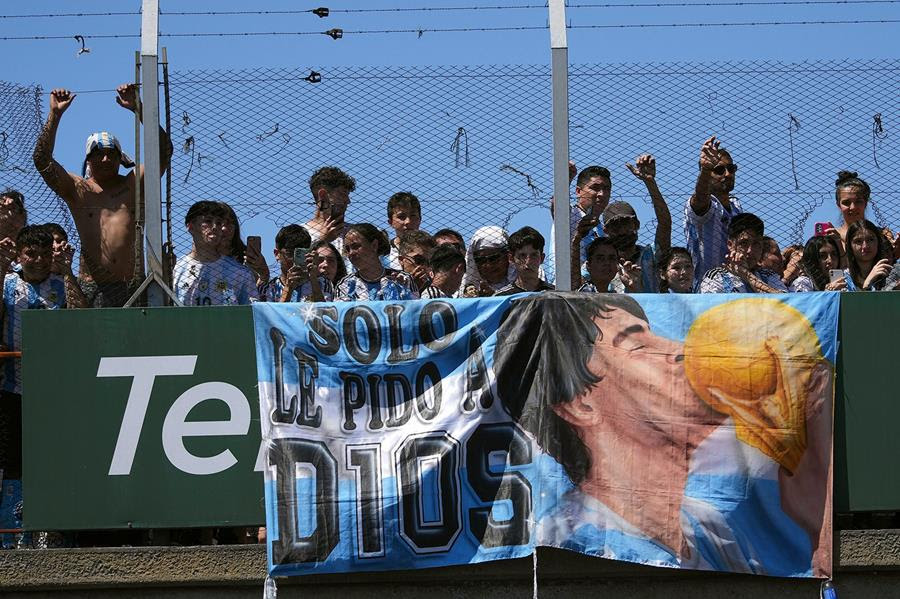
(494, 293), (648, 485)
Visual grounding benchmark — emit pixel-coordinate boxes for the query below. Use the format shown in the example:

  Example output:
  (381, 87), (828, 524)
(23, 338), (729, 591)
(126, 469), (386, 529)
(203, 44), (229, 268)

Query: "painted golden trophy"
(683, 298), (826, 473)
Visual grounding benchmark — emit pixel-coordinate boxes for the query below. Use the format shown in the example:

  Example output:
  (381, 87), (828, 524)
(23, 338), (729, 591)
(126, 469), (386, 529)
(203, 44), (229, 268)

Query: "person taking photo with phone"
(258, 224), (331, 302)
(790, 236), (847, 292)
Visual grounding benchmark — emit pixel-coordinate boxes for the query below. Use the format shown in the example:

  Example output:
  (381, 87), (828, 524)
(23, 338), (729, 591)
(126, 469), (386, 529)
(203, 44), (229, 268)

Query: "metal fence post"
(141, 0), (164, 306)
(549, 0), (572, 290)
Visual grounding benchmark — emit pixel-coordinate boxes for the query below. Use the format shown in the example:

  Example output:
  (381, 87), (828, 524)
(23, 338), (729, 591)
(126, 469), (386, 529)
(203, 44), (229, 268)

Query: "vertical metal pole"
(141, 0), (164, 306)
(549, 0), (572, 291)
(133, 52), (145, 287)
(161, 46), (173, 288)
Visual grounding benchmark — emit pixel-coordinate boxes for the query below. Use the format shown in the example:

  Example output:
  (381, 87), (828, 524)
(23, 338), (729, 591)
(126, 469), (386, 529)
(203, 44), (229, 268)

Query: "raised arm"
(115, 83), (173, 178)
(626, 153), (671, 253)
(32, 89), (80, 201)
(690, 136), (719, 217)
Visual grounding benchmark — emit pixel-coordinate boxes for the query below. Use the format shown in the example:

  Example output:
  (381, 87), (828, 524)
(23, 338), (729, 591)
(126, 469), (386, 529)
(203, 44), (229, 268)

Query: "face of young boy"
(189, 215), (225, 249)
(388, 207), (421, 235)
(18, 244), (53, 282)
(511, 245), (544, 276)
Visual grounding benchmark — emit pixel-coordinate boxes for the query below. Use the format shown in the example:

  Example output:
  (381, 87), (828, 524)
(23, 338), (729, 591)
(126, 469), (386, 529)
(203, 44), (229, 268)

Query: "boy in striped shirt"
(698, 213), (788, 294)
(0, 225), (87, 518)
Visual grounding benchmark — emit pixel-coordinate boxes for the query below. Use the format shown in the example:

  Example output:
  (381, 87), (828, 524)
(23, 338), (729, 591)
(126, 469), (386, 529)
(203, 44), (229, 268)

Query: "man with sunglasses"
(397, 230), (437, 292)
(685, 136), (742, 283)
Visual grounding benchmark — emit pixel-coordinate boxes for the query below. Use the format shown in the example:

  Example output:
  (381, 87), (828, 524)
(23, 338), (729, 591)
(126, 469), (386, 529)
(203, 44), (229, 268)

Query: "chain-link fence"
(166, 59), (897, 287)
(0, 81), (77, 249)
(1, 60), (897, 295)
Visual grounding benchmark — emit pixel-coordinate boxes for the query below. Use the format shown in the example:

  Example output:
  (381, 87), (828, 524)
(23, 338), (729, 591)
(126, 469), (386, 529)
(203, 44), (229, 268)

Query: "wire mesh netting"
(166, 59), (898, 286)
(1, 60), (897, 296)
(0, 81), (77, 249)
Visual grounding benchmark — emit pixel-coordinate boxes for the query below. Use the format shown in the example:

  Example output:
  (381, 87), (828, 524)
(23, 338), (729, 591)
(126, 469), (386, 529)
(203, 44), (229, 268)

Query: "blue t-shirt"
(2, 272), (66, 393)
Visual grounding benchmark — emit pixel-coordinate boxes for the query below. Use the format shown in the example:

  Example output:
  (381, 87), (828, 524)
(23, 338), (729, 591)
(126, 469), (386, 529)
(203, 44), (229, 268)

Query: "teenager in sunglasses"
(461, 226), (516, 297)
(685, 136), (742, 283)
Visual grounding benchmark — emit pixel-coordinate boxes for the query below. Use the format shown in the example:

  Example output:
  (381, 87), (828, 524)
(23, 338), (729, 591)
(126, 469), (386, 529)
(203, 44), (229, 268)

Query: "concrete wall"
(2, 530), (899, 598)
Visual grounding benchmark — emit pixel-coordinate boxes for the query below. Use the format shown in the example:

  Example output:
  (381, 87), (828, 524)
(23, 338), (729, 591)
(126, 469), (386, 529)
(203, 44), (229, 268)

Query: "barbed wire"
(2, 18), (898, 42)
(1, 0), (897, 19)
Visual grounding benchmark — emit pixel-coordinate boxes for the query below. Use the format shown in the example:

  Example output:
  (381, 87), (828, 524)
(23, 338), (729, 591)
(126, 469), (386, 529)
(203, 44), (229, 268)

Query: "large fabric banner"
(252, 293), (837, 579)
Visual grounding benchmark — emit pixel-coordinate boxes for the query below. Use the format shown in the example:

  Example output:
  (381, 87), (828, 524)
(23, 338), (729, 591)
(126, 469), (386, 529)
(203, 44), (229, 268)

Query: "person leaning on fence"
(310, 240), (347, 287)
(0, 226), (87, 481)
(461, 226), (515, 297)
(335, 223), (418, 301)
(685, 136), (743, 284)
(0, 190), (27, 244)
(218, 201), (269, 287)
(780, 243), (805, 289)
(172, 201), (258, 306)
(576, 237), (641, 293)
(420, 244), (466, 299)
(558, 163), (612, 276)
(698, 213), (788, 294)
(495, 227), (554, 296)
(258, 225), (332, 302)
(657, 247), (695, 294)
(397, 230), (436, 292)
(32, 85), (173, 307)
(790, 236), (846, 292)
(843, 219), (900, 291)
(604, 154), (673, 293)
(385, 192), (422, 270)
(758, 237), (784, 278)
(304, 166), (355, 262)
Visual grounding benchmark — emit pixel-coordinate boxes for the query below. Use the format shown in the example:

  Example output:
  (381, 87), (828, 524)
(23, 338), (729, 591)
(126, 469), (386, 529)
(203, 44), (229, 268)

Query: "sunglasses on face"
(401, 254), (429, 266)
(474, 251), (507, 265)
(712, 163), (738, 175)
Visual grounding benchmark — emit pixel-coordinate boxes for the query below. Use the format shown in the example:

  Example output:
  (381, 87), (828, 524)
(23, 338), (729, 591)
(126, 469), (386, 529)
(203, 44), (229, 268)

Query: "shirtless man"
(32, 84), (172, 306)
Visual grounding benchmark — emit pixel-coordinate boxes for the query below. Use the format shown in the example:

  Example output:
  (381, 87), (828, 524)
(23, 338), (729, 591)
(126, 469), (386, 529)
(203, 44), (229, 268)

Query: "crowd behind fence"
(166, 59), (897, 283)
(0, 58), (898, 547)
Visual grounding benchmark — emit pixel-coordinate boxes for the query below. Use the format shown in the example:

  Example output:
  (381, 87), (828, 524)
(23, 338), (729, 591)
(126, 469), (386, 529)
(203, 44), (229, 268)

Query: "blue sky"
(1, 1), (897, 269)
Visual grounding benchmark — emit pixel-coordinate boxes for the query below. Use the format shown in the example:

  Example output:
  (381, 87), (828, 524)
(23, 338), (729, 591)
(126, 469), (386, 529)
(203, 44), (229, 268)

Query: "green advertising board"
(22, 306), (264, 530)
(18, 295), (900, 530)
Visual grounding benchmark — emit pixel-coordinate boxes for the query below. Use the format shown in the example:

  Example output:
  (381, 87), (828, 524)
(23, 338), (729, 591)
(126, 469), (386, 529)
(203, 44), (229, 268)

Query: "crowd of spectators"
(0, 87), (899, 549)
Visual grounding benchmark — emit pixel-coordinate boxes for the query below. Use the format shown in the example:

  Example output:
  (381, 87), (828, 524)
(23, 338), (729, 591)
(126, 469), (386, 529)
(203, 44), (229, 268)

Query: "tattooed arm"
(32, 88), (80, 201)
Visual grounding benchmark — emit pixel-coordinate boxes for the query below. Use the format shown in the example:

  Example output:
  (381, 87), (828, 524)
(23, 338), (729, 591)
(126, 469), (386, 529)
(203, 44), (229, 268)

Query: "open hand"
(626, 154), (656, 181)
(863, 258), (893, 289)
(115, 83), (140, 113)
(575, 213), (599, 240)
(52, 242), (75, 276)
(619, 260), (643, 292)
(49, 88), (77, 116)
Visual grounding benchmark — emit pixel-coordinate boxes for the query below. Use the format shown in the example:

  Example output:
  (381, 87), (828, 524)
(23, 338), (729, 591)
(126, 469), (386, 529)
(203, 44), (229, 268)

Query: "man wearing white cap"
(32, 83), (172, 306)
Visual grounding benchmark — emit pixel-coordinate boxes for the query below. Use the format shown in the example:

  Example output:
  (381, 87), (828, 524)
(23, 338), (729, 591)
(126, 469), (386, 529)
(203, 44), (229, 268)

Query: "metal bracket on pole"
(140, 0), (169, 306)
(549, 0), (572, 290)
